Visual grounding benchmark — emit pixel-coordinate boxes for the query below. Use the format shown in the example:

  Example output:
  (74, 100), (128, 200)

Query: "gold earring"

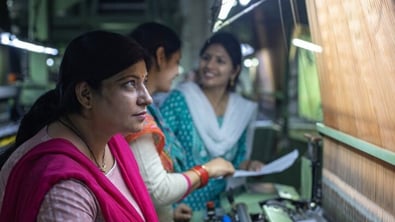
(230, 78), (235, 87)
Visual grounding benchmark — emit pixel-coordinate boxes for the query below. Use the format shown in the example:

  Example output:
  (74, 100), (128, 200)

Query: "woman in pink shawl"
(0, 30), (158, 222)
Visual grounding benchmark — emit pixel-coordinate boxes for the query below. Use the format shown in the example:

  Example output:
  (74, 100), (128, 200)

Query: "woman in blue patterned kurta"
(127, 22), (236, 221)
(160, 32), (263, 211)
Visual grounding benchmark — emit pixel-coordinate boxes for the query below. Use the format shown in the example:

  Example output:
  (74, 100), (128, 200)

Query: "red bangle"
(192, 165), (209, 188)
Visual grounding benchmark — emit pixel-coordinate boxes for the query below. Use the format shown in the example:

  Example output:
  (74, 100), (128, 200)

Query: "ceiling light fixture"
(0, 32), (58, 56)
(213, 0), (266, 32)
(218, 0), (237, 20)
(239, 0), (251, 6)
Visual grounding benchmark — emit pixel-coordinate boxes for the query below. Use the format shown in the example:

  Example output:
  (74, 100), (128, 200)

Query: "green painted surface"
(316, 122), (395, 166)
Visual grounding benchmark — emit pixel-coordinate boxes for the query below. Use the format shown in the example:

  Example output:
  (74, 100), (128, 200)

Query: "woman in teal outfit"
(160, 32), (264, 211)
(126, 22), (235, 221)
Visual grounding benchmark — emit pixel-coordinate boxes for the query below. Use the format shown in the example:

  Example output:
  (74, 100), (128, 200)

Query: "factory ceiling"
(2, 0), (308, 50)
(3, 0), (184, 45)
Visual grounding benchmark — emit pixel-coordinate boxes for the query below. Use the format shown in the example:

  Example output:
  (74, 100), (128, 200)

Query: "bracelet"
(180, 174), (193, 200)
(191, 165), (209, 188)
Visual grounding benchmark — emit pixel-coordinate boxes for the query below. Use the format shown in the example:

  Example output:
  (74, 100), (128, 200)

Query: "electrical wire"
(278, 0), (289, 53)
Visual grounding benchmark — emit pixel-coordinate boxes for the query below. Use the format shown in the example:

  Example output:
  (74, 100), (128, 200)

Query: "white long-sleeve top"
(130, 134), (190, 221)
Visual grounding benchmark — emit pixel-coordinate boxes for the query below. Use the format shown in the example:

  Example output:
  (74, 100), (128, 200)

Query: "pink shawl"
(0, 134), (158, 222)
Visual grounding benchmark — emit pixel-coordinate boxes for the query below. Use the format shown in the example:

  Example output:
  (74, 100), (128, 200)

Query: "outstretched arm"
(130, 134), (235, 205)
(130, 134), (190, 205)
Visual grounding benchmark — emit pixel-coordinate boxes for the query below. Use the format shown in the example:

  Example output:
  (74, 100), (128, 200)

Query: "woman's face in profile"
(90, 60), (153, 134)
(157, 50), (181, 93)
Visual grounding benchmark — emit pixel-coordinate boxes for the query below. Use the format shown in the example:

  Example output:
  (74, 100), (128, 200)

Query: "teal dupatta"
(147, 105), (186, 172)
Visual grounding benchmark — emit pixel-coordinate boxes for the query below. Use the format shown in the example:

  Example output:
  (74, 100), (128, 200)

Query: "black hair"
(129, 22), (181, 67)
(199, 32), (242, 91)
(0, 30), (150, 168)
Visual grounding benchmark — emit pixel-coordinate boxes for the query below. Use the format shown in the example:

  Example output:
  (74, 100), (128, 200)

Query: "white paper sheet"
(232, 149), (299, 178)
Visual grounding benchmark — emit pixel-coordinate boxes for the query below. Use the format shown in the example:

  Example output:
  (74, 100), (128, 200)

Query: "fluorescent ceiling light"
(213, 0), (266, 32)
(292, 38), (322, 53)
(0, 32), (58, 55)
(218, 0), (236, 20)
(239, 0), (251, 6)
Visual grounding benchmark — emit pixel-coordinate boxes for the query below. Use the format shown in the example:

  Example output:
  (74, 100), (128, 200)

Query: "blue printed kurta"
(160, 90), (247, 211)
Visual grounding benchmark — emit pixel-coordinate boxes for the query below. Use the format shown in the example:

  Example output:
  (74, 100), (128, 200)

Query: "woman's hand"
(173, 203), (192, 222)
(204, 157), (235, 178)
(239, 160), (264, 171)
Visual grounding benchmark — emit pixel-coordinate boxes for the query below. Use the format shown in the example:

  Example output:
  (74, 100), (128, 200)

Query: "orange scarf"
(126, 115), (173, 172)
